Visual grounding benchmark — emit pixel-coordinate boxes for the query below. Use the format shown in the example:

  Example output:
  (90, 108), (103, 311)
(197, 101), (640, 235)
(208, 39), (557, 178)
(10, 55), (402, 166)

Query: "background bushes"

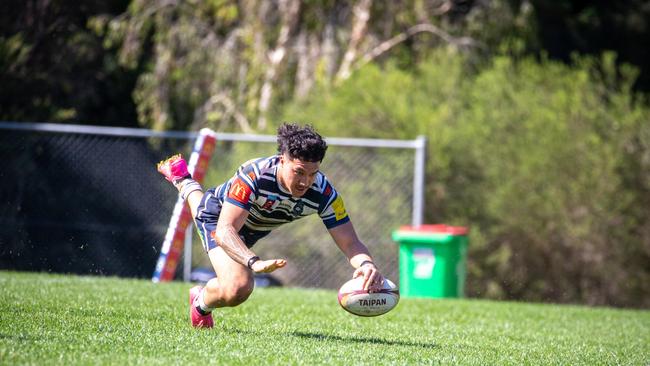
(283, 51), (650, 307)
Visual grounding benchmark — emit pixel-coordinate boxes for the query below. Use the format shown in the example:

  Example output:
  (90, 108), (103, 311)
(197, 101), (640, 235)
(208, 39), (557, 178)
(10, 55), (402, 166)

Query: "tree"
(281, 50), (650, 307)
(104, 0), (505, 132)
(531, 0), (650, 91)
(0, 0), (137, 126)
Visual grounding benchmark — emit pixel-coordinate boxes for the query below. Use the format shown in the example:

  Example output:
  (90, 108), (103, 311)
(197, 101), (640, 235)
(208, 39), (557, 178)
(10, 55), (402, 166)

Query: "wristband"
(247, 256), (260, 270)
(359, 260), (375, 268)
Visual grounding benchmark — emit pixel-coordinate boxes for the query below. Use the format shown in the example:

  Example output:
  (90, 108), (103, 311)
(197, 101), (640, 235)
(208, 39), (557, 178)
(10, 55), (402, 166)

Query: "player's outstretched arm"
(328, 221), (384, 291)
(214, 202), (287, 273)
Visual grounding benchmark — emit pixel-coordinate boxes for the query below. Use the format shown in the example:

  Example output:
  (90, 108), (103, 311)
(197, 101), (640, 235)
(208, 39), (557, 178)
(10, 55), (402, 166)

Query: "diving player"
(157, 123), (385, 328)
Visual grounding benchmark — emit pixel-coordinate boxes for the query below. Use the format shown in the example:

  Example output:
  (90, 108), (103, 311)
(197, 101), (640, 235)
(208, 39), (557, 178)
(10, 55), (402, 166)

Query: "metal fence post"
(412, 135), (427, 227)
(183, 224), (193, 282)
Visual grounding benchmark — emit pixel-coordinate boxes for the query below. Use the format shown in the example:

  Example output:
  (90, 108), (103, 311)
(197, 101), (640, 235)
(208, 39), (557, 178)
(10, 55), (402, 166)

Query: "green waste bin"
(392, 225), (469, 298)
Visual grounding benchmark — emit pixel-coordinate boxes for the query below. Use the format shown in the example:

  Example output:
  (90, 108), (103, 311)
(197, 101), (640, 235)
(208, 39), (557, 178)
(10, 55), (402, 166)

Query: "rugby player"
(157, 123), (385, 328)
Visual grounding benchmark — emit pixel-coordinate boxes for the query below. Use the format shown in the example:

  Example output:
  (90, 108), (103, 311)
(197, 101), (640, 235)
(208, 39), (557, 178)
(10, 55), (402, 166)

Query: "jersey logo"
(292, 201), (304, 215)
(228, 179), (252, 203)
(331, 196), (347, 220)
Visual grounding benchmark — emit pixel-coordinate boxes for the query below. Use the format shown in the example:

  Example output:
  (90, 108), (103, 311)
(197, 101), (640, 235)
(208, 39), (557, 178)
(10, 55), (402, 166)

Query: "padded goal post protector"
(152, 128), (217, 282)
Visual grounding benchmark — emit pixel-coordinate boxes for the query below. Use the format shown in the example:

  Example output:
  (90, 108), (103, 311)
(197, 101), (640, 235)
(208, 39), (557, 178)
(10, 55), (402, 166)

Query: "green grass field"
(1, 271), (648, 365)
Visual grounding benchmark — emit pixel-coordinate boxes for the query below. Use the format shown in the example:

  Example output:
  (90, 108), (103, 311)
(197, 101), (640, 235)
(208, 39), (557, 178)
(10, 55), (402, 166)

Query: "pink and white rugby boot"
(189, 286), (214, 329)
(157, 154), (191, 185)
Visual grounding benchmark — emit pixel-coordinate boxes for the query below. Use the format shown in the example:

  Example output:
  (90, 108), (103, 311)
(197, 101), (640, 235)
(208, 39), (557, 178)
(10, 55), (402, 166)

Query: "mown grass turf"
(0, 271), (648, 365)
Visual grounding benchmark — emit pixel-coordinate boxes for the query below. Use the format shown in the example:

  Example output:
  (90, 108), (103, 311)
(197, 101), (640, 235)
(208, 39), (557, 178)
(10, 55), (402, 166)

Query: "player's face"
(278, 154), (320, 197)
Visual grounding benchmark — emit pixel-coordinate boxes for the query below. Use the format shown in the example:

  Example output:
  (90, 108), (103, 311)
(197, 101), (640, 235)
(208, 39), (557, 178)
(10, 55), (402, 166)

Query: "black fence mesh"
(0, 128), (191, 277)
(1, 125), (416, 288)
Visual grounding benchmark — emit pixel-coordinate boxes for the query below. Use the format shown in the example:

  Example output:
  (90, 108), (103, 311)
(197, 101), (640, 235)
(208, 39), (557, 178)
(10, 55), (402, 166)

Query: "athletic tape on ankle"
(180, 180), (203, 201)
(197, 288), (215, 312)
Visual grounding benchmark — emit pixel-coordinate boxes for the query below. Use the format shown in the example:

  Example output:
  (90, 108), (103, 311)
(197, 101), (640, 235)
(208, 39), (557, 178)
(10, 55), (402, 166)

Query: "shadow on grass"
(219, 325), (436, 349)
(290, 331), (437, 349)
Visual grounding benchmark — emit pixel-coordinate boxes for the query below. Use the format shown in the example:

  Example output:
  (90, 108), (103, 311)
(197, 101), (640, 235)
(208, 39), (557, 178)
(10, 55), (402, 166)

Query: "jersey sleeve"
(224, 160), (259, 210)
(318, 180), (350, 229)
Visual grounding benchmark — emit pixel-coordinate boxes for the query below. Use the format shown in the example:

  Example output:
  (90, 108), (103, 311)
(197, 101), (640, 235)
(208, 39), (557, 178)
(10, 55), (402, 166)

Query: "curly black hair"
(277, 123), (328, 162)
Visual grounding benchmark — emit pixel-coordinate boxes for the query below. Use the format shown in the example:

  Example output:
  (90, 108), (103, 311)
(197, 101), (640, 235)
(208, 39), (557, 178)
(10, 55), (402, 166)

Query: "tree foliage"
(0, 0), (137, 125)
(102, 0), (515, 131)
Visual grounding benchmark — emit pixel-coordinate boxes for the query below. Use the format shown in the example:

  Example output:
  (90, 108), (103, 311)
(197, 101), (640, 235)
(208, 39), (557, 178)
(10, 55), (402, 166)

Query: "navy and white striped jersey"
(209, 155), (350, 244)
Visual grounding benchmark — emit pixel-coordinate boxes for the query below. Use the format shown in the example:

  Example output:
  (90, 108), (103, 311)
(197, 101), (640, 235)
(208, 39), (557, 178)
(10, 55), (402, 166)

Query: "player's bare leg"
(158, 154), (216, 328)
(186, 246), (254, 328)
(203, 246), (255, 308)
(184, 190), (204, 218)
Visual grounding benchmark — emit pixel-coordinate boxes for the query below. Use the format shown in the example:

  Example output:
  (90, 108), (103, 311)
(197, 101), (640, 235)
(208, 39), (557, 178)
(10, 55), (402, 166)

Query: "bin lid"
(396, 224), (468, 236)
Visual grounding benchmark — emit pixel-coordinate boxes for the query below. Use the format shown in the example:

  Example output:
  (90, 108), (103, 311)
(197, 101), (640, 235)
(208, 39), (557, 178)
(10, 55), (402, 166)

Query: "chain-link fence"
(0, 123), (191, 277)
(0, 122), (423, 289)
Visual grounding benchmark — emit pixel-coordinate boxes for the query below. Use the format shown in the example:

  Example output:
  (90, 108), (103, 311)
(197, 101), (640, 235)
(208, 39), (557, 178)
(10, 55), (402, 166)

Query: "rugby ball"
(337, 277), (399, 317)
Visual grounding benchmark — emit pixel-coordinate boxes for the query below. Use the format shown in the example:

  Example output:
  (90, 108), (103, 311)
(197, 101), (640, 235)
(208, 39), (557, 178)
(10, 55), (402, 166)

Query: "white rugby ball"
(337, 277), (399, 317)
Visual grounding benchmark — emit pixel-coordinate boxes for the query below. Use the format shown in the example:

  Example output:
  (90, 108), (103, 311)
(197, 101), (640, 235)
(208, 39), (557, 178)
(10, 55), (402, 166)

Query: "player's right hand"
(353, 263), (384, 293)
(251, 258), (287, 273)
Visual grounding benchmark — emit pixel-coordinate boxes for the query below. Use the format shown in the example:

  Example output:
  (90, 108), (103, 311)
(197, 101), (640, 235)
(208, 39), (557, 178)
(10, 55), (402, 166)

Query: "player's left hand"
(353, 262), (384, 293)
(251, 258), (287, 273)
